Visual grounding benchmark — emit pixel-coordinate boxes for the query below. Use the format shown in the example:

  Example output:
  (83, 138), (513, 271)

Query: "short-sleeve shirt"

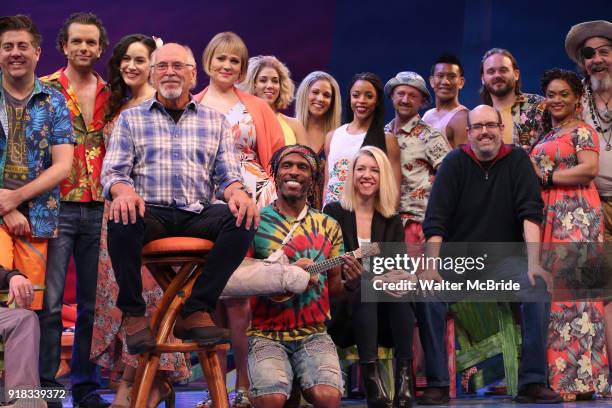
(249, 204), (344, 341)
(0, 74), (75, 238)
(41, 68), (110, 202)
(386, 115), (451, 223)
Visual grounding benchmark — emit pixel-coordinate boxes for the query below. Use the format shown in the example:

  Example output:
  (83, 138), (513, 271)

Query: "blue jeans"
(38, 202), (104, 403)
(247, 333), (344, 398)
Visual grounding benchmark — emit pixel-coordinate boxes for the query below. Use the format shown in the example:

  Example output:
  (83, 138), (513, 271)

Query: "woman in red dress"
(530, 68), (610, 401)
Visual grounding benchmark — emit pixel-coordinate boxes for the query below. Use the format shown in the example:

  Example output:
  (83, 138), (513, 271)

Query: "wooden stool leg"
(198, 350), (229, 408)
(132, 355), (161, 408)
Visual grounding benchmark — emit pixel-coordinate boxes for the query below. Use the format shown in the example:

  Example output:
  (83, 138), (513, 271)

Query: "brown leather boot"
(123, 315), (156, 355)
(173, 310), (230, 346)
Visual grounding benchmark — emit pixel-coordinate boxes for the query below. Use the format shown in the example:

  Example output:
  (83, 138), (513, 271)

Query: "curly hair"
(106, 34), (156, 120)
(56, 12), (109, 54)
(344, 72), (387, 153)
(240, 55), (295, 110)
(540, 68), (584, 98)
(0, 15), (42, 48)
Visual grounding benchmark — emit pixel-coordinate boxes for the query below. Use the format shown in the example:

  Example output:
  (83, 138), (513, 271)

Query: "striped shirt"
(101, 97), (242, 213)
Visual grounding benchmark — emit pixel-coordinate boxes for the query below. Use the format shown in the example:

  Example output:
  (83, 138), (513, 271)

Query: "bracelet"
(540, 170), (549, 187)
(547, 170), (554, 187)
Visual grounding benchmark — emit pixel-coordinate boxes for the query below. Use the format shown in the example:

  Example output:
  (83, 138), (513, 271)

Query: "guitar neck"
(305, 250), (357, 275)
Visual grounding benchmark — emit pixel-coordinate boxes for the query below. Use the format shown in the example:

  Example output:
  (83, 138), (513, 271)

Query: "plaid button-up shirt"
(101, 97), (242, 213)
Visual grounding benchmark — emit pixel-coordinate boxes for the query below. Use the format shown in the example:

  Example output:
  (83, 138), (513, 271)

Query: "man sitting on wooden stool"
(101, 43), (257, 354)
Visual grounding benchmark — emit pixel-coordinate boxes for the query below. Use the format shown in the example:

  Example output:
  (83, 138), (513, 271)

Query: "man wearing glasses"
(102, 43), (257, 355)
(422, 104), (561, 404)
(565, 19), (612, 384)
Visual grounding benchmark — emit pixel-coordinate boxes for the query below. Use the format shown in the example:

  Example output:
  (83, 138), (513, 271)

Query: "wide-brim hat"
(384, 71), (432, 106)
(565, 20), (612, 64)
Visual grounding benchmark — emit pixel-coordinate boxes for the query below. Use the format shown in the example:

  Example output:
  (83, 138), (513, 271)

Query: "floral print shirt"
(386, 116), (451, 224)
(41, 68), (110, 202)
(0, 74), (74, 237)
(508, 92), (548, 148)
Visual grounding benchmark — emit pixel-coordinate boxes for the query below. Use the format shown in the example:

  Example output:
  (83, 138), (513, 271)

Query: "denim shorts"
(247, 332), (344, 398)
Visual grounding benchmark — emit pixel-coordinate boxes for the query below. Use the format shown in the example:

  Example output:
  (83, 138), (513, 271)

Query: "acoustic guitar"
(269, 242), (381, 302)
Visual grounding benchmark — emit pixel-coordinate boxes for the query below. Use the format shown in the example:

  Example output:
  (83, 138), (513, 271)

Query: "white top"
(324, 124), (366, 206)
(422, 104), (468, 133)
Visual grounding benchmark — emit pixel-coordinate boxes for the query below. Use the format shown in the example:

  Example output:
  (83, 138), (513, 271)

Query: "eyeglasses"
(468, 122), (502, 132)
(151, 62), (194, 72)
(580, 44), (611, 60)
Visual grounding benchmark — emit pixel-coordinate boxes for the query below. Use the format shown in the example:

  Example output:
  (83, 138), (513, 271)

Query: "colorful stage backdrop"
(3, 0), (608, 121)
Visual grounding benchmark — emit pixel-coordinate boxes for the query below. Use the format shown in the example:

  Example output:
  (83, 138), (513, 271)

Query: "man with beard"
(38, 12), (111, 408)
(480, 48), (547, 149)
(384, 72), (452, 405)
(101, 42), (257, 360)
(247, 145), (361, 408)
(565, 19), (612, 384)
(423, 54), (469, 147)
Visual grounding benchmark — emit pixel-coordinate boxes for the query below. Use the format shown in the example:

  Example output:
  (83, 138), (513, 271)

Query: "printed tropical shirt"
(248, 204), (344, 342)
(0, 74), (74, 238)
(508, 92), (548, 148)
(40, 68), (110, 202)
(386, 115), (451, 224)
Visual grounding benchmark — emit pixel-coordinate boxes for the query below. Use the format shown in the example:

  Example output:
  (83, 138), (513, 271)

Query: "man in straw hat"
(565, 18), (612, 386)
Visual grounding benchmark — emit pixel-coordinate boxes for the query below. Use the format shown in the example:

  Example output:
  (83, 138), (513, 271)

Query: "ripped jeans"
(247, 332), (344, 398)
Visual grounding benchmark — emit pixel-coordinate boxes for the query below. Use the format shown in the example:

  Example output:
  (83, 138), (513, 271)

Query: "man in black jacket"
(422, 105), (561, 404)
(0, 266), (43, 406)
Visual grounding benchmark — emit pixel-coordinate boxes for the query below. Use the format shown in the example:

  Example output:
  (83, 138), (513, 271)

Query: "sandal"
(110, 378), (133, 408)
(147, 377), (175, 408)
(230, 389), (251, 408)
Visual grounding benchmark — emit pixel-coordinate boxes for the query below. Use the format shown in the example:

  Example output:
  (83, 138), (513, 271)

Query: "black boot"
(361, 361), (392, 408)
(393, 359), (414, 408)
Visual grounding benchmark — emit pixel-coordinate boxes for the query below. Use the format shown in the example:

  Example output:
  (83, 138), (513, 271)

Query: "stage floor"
(58, 392), (612, 407)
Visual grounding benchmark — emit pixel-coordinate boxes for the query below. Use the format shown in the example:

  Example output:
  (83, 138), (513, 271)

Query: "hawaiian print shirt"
(507, 92), (547, 148)
(40, 68), (110, 202)
(386, 116), (451, 224)
(249, 204), (344, 342)
(0, 74), (74, 238)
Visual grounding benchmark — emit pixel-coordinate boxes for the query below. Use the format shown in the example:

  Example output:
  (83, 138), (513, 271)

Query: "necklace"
(551, 117), (575, 134)
(586, 83), (612, 150)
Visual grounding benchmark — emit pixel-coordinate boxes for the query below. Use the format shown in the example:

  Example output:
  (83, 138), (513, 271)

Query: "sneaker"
(230, 389), (251, 408)
(515, 383), (562, 404)
(73, 393), (111, 408)
(417, 386), (449, 405)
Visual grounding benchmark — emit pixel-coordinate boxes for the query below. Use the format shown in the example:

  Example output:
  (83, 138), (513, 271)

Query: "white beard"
(159, 86), (183, 100)
(591, 73), (612, 93)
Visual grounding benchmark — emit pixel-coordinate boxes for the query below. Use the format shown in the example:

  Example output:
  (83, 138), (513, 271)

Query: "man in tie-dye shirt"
(247, 145), (361, 408)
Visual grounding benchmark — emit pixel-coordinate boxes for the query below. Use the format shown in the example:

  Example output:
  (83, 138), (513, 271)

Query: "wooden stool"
(130, 237), (229, 408)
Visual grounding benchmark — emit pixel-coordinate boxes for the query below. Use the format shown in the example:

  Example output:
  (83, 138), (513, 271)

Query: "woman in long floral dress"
(90, 34), (189, 408)
(530, 68), (609, 401)
(193, 32), (284, 408)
